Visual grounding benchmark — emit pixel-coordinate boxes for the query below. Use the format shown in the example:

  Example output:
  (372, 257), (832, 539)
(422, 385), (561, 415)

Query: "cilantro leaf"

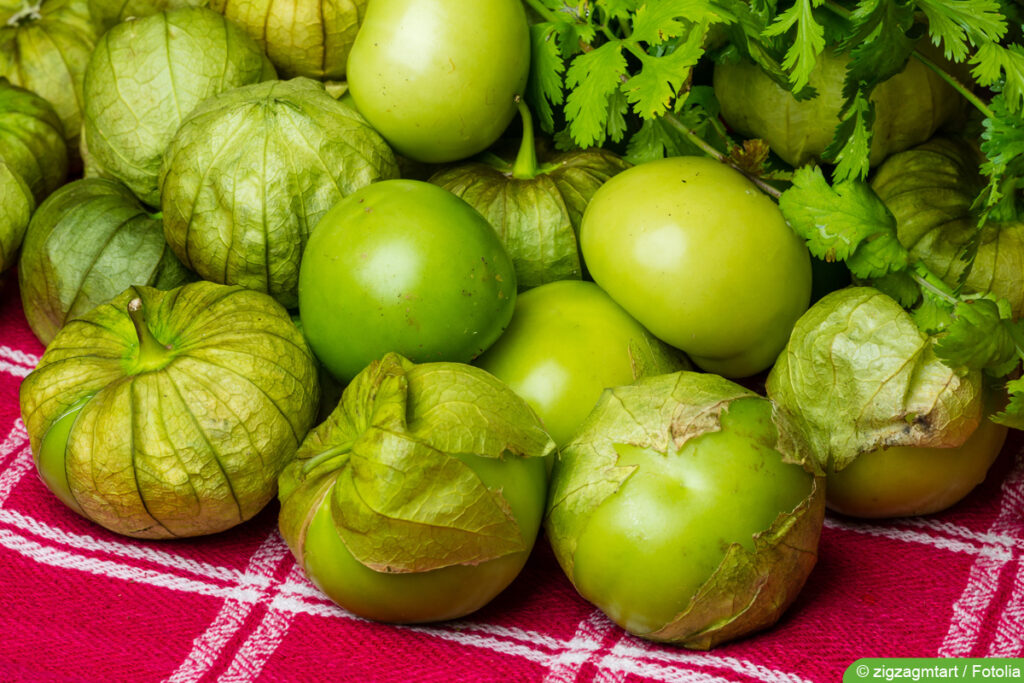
(778, 166), (905, 281)
(527, 23), (566, 134)
(823, 90), (876, 181)
(564, 41), (628, 148)
(762, 0), (827, 92)
(933, 298), (1018, 371)
(979, 92), (1024, 219)
(992, 377), (1024, 428)
(917, 0), (1007, 62)
(623, 26), (704, 119)
(971, 42), (1024, 113)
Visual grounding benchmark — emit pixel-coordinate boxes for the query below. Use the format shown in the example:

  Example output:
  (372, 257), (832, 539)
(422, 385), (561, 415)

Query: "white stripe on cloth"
(824, 517), (1015, 561)
(940, 449), (1024, 657)
(0, 346), (39, 369)
(218, 564), (307, 682)
(604, 639), (815, 683)
(0, 360), (32, 378)
(166, 531), (292, 683)
(542, 610), (625, 683)
(985, 481), (1024, 657)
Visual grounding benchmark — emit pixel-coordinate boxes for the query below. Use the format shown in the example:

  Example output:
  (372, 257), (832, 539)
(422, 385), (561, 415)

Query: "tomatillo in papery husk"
(159, 77), (398, 308)
(429, 100), (630, 290)
(0, 77), (68, 203)
(0, 0), (96, 159)
(18, 177), (194, 346)
(278, 352), (554, 623)
(86, 0), (206, 33)
(19, 280), (320, 539)
(766, 286), (1006, 518)
(871, 137), (1024, 318)
(546, 371), (824, 649)
(82, 6), (276, 207)
(0, 161), (34, 273)
(208, 0), (366, 80)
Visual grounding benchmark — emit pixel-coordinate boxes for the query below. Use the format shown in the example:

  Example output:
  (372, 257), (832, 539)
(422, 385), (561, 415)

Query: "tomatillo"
(298, 179), (517, 383)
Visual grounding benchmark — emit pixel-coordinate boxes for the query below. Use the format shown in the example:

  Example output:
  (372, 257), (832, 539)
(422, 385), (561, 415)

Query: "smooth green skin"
(346, 0), (530, 163)
(37, 396), (90, 516)
(579, 156), (812, 378)
(713, 47), (959, 168)
(299, 179), (517, 383)
(301, 450), (547, 623)
(475, 280), (684, 447)
(827, 412), (1007, 519)
(18, 177), (193, 346)
(569, 398), (813, 636)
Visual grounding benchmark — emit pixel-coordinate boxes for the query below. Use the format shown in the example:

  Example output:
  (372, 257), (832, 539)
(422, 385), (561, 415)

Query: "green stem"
(912, 48), (993, 119)
(127, 298), (165, 353)
(522, 0), (562, 24)
(511, 97), (539, 179)
(662, 112), (784, 200)
(910, 261), (959, 305)
(127, 297), (173, 373)
(302, 440), (355, 474)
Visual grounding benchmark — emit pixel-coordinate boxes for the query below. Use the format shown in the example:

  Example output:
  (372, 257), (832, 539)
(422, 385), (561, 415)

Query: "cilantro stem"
(662, 111), (783, 200)
(512, 97), (539, 180)
(911, 49), (994, 119)
(910, 261), (958, 305)
(522, 0), (561, 24)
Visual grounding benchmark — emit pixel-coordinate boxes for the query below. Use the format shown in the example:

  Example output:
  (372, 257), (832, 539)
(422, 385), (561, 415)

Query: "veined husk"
(0, 0), (96, 158)
(871, 137), (1024, 318)
(0, 77), (68, 202)
(0, 161), (34, 272)
(279, 352), (553, 577)
(209, 0), (366, 80)
(82, 6), (276, 206)
(18, 177), (193, 345)
(766, 286), (984, 474)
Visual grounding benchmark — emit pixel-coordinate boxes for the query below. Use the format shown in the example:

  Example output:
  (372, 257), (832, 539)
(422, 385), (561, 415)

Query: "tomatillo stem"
(511, 96), (539, 180)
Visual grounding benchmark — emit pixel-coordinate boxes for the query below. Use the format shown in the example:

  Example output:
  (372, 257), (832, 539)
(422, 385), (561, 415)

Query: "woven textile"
(1, 277), (1022, 683)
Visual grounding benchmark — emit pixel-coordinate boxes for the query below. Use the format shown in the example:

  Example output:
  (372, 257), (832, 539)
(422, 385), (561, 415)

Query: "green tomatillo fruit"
(345, 0), (530, 163)
(474, 280), (689, 448)
(430, 100), (630, 290)
(159, 77), (398, 308)
(546, 371), (824, 648)
(19, 280), (320, 538)
(82, 6), (276, 206)
(579, 155), (812, 378)
(298, 179), (517, 383)
(766, 286), (1004, 518)
(18, 177), (193, 346)
(278, 352), (554, 623)
(208, 0), (366, 80)
(0, 77), (68, 203)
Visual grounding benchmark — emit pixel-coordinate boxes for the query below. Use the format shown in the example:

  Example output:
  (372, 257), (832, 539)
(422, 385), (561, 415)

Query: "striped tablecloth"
(1, 276), (1021, 682)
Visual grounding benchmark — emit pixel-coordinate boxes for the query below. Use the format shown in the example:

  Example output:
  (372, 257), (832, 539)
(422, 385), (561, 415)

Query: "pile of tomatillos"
(4, 0), (1023, 650)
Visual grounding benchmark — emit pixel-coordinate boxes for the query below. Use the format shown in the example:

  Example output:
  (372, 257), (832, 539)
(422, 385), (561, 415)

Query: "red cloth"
(1, 276), (1022, 683)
